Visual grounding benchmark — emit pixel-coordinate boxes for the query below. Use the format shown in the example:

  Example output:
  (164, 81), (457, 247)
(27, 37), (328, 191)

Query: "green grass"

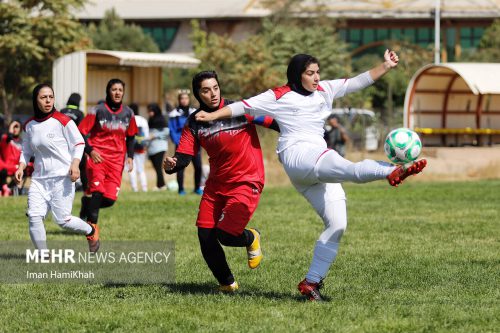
(0, 181), (499, 332)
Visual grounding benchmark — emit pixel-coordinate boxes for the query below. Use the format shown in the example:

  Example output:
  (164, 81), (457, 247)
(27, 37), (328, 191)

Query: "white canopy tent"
(52, 50), (200, 113)
(404, 63), (500, 146)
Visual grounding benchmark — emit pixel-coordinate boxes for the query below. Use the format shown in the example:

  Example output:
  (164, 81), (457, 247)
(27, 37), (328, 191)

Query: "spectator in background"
(128, 103), (149, 192)
(60, 93), (84, 125)
(169, 92), (202, 196)
(324, 115), (349, 157)
(0, 120), (22, 196)
(147, 103), (169, 191)
(61, 93), (87, 191)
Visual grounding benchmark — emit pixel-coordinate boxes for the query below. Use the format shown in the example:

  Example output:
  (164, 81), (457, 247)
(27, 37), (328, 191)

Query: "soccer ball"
(384, 128), (422, 164)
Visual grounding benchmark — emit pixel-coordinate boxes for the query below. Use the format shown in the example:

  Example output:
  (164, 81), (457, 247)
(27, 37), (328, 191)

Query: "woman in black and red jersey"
(78, 79), (138, 249)
(164, 71), (279, 292)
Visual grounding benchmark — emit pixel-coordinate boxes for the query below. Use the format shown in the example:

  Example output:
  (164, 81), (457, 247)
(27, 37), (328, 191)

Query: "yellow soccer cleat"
(219, 281), (239, 293)
(246, 228), (262, 269)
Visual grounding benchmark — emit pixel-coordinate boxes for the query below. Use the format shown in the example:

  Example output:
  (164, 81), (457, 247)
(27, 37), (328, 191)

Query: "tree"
(0, 0), (91, 123)
(462, 19), (500, 62)
(190, 4), (351, 100)
(88, 9), (159, 52)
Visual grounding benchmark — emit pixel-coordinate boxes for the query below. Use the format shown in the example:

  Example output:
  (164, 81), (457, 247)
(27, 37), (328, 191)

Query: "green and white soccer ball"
(384, 128), (422, 165)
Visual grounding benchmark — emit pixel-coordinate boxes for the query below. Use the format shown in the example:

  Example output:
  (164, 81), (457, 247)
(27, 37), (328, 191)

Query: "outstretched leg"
(315, 150), (395, 183)
(315, 149), (426, 185)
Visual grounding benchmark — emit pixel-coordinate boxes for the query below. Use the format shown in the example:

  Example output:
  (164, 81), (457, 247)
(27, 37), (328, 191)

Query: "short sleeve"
(240, 90), (278, 118)
(78, 113), (96, 136)
(127, 116), (138, 136)
(175, 126), (198, 156)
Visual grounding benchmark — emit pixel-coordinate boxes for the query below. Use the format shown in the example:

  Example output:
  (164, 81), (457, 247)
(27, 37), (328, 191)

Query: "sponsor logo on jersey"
(197, 117), (247, 140)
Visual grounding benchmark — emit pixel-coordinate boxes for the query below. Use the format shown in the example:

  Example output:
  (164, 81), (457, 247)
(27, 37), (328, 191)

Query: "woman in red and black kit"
(164, 71), (279, 292)
(78, 79), (137, 249)
(0, 120), (23, 196)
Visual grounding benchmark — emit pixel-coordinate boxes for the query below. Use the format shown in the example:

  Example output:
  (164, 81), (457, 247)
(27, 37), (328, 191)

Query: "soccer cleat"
(178, 190), (186, 196)
(298, 279), (324, 301)
(86, 223), (100, 253)
(219, 281), (239, 293)
(387, 159), (427, 187)
(246, 228), (262, 269)
(193, 188), (203, 195)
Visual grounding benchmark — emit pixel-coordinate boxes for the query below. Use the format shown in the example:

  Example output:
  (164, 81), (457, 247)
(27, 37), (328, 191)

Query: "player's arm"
(368, 49), (399, 81)
(244, 115), (280, 133)
(163, 125), (197, 174)
(324, 50), (399, 100)
(15, 128), (34, 184)
(78, 112), (96, 154)
(63, 120), (85, 182)
(164, 152), (193, 175)
(196, 90), (277, 123)
(125, 115), (139, 172)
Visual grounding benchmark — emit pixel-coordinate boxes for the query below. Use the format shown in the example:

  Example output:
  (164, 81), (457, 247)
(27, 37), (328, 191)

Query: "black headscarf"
(129, 103), (139, 116)
(148, 103), (167, 129)
(8, 120), (21, 139)
(286, 54), (319, 96)
(105, 78), (125, 111)
(66, 93), (81, 108)
(192, 70), (221, 112)
(32, 83), (56, 120)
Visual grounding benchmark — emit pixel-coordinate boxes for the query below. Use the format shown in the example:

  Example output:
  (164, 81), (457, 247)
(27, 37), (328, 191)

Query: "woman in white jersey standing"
(195, 50), (427, 301)
(15, 84), (99, 253)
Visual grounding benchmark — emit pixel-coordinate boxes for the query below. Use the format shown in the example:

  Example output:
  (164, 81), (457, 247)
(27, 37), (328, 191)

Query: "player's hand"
(163, 156), (177, 171)
(14, 168), (24, 185)
(69, 161), (80, 182)
(384, 49), (399, 69)
(195, 111), (215, 122)
(126, 157), (133, 173)
(90, 150), (103, 164)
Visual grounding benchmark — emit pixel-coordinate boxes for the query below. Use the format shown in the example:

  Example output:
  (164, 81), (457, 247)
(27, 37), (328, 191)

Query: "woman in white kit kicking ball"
(15, 84), (99, 253)
(195, 50), (427, 301)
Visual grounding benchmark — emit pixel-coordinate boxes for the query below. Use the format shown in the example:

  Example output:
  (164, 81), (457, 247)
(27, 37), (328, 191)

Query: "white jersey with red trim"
(20, 112), (85, 179)
(230, 71), (374, 153)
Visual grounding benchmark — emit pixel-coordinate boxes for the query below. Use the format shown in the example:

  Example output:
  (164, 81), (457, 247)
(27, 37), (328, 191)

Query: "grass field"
(0, 181), (499, 332)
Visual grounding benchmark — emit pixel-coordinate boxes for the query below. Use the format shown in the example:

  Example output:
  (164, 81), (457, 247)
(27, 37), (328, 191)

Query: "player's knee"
(321, 216), (347, 243)
(28, 215), (44, 225)
(55, 216), (72, 228)
(215, 228), (238, 246)
(88, 210), (99, 224)
(101, 197), (115, 208)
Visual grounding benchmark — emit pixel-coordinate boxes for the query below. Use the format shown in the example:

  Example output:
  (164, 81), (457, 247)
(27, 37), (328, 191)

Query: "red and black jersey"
(78, 103), (138, 160)
(176, 99), (275, 190)
(0, 134), (22, 175)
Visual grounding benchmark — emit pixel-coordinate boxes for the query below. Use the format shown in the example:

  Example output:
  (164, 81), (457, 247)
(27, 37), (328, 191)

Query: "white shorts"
(279, 143), (327, 187)
(133, 152), (146, 174)
(27, 176), (75, 222)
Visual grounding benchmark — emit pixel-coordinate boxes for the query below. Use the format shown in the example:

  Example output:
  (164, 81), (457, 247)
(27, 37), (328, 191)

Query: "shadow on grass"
(46, 230), (74, 235)
(102, 281), (329, 302)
